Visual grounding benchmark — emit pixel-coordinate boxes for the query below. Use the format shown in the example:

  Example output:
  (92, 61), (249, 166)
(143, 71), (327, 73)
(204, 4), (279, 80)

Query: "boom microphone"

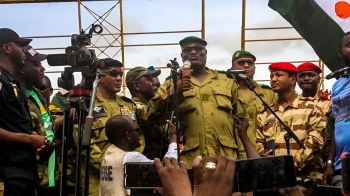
(325, 66), (350, 80)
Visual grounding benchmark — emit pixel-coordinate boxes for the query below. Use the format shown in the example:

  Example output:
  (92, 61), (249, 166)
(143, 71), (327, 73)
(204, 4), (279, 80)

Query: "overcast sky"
(0, 0), (336, 97)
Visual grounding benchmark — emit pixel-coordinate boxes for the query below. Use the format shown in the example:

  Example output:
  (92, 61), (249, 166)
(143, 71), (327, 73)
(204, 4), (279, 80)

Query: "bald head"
(105, 115), (132, 143)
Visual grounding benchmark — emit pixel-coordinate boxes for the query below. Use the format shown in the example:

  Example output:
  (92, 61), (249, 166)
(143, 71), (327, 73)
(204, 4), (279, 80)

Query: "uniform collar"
(96, 89), (119, 102)
(273, 93), (299, 111)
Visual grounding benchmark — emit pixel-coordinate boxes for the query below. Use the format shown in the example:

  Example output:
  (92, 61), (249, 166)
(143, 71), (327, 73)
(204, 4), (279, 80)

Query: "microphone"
(225, 69), (246, 79)
(183, 60), (191, 68)
(325, 67), (350, 80)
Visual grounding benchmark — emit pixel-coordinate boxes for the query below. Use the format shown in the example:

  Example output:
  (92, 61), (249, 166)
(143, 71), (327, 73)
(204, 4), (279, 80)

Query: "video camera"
(47, 24), (103, 91)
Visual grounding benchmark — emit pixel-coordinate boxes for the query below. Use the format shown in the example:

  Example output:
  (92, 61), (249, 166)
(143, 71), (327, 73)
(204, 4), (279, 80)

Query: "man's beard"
(9, 52), (24, 77)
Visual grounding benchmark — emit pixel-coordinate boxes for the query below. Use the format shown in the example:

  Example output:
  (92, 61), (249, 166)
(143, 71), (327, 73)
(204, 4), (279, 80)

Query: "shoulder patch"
(260, 84), (272, 89)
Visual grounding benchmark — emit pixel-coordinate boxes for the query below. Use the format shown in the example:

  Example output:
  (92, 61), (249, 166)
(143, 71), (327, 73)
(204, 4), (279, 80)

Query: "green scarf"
(27, 90), (55, 187)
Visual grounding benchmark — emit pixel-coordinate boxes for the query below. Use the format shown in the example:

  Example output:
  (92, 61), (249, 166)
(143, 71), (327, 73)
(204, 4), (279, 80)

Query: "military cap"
(297, 62), (322, 74)
(126, 66), (161, 89)
(179, 36), (207, 48)
(269, 62), (297, 73)
(232, 50), (256, 62)
(22, 45), (47, 62)
(97, 58), (123, 70)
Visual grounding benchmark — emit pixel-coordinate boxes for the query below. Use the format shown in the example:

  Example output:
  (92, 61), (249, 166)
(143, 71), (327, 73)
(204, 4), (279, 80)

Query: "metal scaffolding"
(0, 0), (206, 95)
(240, 0), (326, 91)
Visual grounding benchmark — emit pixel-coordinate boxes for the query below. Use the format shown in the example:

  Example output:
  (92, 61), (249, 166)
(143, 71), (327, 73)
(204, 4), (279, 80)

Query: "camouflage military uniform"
(138, 69), (239, 170)
(256, 94), (326, 181)
(27, 88), (54, 188)
(49, 89), (77, 192)
(235, 82), (276, 159)
(73, 90), (135, 196)
(133, 97), (169, 160)
(315, 91), (332, 116)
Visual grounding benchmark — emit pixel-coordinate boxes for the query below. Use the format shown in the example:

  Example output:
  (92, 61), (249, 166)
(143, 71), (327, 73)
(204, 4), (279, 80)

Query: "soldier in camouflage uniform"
(73, 58), (136, 195)
(126, 66), (171, 159)
(22, 45), (57, 195)
(256, 62), (326, 183)
(231, 50), (276, 159)
(138, 36), (240, 171)
(297, 62), (332, 116)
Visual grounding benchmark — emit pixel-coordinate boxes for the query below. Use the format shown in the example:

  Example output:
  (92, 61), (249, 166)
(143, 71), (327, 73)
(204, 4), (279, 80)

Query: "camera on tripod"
(46, 24), (103, 90)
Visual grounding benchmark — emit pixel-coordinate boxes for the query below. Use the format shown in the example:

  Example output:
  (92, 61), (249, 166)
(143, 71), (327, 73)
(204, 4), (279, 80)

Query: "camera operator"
(0, 28), (47, 196)
(73, 58), (135, 195)
(256, 62), (326, 183)
(22, 45), (57, 195)
(49, 74), (84, 196)
(324, 31), (350, 187)
(99, 115), (178, 196)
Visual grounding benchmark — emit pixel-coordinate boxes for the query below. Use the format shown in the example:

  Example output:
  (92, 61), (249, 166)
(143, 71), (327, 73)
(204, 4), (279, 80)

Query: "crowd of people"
(0, 27), (349, 196)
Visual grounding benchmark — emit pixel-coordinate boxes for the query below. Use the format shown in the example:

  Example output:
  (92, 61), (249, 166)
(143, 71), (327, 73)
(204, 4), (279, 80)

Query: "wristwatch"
(326, 160), (334, 166)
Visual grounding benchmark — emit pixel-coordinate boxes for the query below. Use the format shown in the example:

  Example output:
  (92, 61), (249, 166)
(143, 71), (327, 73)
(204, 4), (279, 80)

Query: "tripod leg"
(75, 110), (85, 196)
(59, 103), (71, 196)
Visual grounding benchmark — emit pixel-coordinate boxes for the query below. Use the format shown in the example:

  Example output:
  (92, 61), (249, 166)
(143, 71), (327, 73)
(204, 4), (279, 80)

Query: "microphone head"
(183, 60), (191, 68)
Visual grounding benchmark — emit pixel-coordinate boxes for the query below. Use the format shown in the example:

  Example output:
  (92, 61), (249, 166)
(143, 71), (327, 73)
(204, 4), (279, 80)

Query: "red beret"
(269, 62), (297, 73)
(297, 62), (322, 74)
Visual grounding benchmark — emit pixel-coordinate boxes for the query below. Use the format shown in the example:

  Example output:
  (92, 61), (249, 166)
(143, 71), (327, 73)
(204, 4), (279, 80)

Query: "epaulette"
(120, 95), (134, 103)
(320, 93), (332, 100)
(260, 84), (272, 89)
(165, 76), (171, 81)
(58, 89), (69, 96)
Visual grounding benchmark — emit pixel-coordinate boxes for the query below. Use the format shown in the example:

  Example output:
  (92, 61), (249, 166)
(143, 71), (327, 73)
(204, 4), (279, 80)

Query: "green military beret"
(179, 36), (207, 48)
(232, 50), (256, 62)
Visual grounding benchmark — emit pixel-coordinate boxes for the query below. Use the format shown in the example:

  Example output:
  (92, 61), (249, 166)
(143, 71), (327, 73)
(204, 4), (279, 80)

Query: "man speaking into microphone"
(138, 36), (240, 175)
(230, 50), (276, 159)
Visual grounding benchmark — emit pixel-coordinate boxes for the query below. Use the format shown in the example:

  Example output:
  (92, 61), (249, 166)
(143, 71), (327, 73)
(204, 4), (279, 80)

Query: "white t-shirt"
(99, 143), (178, 196)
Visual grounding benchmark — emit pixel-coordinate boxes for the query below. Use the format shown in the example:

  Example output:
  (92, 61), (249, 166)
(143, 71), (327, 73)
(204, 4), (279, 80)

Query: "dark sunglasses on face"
(296, 177), (315, 187)
(236, 60), (254, 66)
(181, 45), (206, 53)
(104, 69), (123, 77)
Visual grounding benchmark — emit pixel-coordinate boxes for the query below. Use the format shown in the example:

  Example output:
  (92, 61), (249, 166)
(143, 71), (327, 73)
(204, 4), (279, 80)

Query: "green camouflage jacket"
(27, 88), (54, 188)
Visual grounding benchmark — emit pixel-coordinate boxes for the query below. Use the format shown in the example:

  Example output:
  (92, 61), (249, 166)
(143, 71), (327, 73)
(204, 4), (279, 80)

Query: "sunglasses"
(104, 69), (123, 77)
(235, 60), (254, 66)
(129, 128), (140, 134)
(182, 45), (206, 53)
(296, 177), (315, 187)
